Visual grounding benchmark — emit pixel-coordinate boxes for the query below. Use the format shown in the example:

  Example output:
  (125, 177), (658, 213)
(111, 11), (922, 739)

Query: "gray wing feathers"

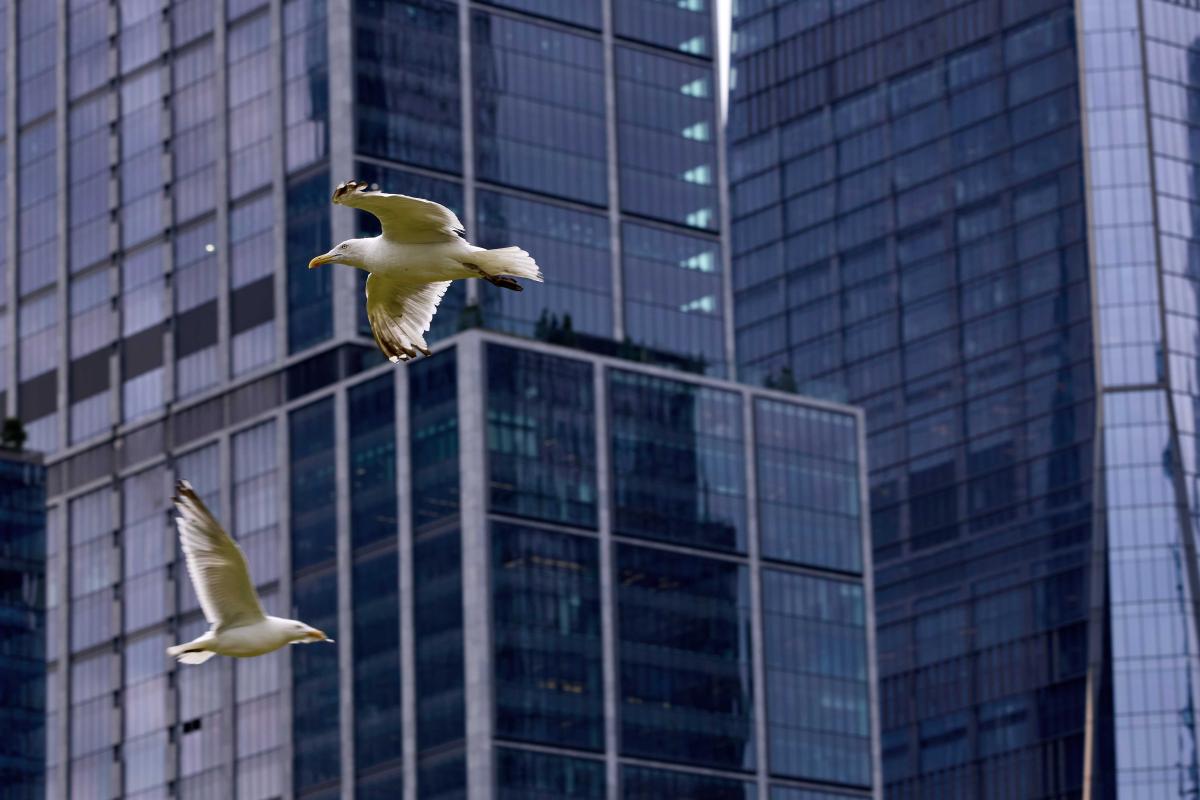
(332, 180), (464, 243)
(365, 275), (451, 362)
(174, 480), (266, 630)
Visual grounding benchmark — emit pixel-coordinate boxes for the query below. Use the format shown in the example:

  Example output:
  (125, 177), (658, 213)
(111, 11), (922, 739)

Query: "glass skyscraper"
(0, 446), (46, 800)
(10, 1), (879, 798)
(729, 1), (1200, 797)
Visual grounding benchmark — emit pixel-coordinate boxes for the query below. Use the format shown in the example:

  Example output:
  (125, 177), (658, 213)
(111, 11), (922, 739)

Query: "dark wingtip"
(174, 479), (196, 505)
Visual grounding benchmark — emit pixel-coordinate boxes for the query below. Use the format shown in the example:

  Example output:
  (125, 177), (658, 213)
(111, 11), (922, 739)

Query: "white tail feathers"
(167, 643), (216, 665)
(467, 247), (544, 283)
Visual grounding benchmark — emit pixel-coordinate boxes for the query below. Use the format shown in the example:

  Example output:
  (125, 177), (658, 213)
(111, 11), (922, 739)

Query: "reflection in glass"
(621, 765), (754, 800)
(349, 375), (397, 549)
(415, 530), (464, 752)
(473, 12), (607, 205)
(492, 523), (602, 749)
(410, 349), (459, 531)
(616, 46), (718, 230)
(353, 549), (401, 774)
(622, 223), (725, 375)
(290, 398), (337, 570)
(292, 570), (340, 792)
(762, 569), (870, 785)
(617, 543), (754, 770)
(476, 191), (611, 339)
(755, 399), (861, 572)
(287, 170), (332, 354)
(486, 345), (597, 528)
(355, 0), (461, 173)
(609, 369), (745, 552)
(497, 747), (605, 799)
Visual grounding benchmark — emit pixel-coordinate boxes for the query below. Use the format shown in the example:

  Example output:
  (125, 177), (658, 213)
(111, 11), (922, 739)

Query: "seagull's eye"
(339, 243), (348, 250)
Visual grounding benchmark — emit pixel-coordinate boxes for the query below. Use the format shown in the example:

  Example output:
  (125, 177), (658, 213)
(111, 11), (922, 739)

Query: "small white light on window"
(204, 243), (215, 253)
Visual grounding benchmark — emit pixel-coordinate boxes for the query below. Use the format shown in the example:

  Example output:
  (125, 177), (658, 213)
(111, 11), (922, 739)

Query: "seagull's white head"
(308, 238), (371, 271)
(287, 620), (334, 645)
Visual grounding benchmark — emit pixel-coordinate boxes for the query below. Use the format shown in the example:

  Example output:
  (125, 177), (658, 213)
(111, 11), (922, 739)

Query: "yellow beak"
(307, 629), (333, 642)
(308, 253), (336, 269)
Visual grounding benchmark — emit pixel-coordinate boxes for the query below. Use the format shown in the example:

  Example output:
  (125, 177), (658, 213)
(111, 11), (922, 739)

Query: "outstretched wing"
(174, 480), (266, 630)
(365, 273), (451, 362)
(332, 180), (464, 243)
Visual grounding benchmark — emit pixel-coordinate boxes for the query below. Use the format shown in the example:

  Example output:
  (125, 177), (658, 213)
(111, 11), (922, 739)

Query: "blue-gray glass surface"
(227, 11), (272, 197)
(415, 529), (464, 751)
(354, 161), (466, 343)
(354, 0), (461, 172)
(491, 523), (603, 750)
(292, 570), (340, 792)
(286, 170), (332, 354)
(1106, 2), (1200, 793)
(419, 750), (466, 800)
(612, 0), (711, 56)
(621, 765), (754, 800)
(353, 548), (401, 774)
(762, 569), (870, 785)
(349, 375), (397, 549)
(0, 458), (45, 800)
(755, 399), (860, 572)
(496, 748), (605, 800)
(289, 397), (337, 570)
(358, 771), (406, 800)
(410, 349), (459, 531)
(770, 788), (861, 800)
(616, 46), (718, 230)
(283, 0), (328, 172)
(622, 223), (725, 375)
(486, 345), (597, 528)
(609, 369), (746, 552)
(485, 0), (600, 29)
(472, 12), (607, 205)
(476, 190), (612, 339)
(730, 3), (1092, 795)
(617, 543), (754, 770)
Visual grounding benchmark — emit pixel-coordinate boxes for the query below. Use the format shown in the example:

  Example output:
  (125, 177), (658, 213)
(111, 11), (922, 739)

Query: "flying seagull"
(166, 480), (333, 664)
(308, 180), (544, 362)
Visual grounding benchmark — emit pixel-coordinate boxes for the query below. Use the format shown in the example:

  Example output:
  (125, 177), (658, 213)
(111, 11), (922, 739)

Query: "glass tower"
(12, 1), (880, 798)
(0, 447), (45, 800)
(729, 1), (1200, 797)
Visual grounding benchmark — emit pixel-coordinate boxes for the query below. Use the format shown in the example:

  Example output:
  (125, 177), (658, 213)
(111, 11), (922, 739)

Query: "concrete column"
(600, 0), (624, 341)
(742, 393), (768, 800)
(457, 333), (493, 800)
(855, 410), (883, 800)
(2, 0), (17, 416)
(327, 0), (358, 340)
(270, 0), (288, 362)
(593, 361), (620, 799)
(457, 0), (478, 308)
(214, 0), (232, 388)
(395, 366), (418, 800)
(277, 405), (296, 799)
(53, 0), (69, 449)
(334, 385), (355, 799)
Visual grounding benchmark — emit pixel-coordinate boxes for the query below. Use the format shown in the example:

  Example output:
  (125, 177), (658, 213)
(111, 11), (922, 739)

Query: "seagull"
(307, 180), (544, 363)
(166, 480), (333, 664)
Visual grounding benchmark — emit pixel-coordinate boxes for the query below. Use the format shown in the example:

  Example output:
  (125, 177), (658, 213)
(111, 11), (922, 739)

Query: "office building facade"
(729, 0), (1200, 797)
(0, 446), (46, 800)
(8, 0), (881, 797)
(42, 329), (879, 799)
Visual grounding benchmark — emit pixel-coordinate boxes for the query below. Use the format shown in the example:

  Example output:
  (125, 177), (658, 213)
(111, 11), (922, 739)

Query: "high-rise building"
(0, 444), (46, 800)
(729, 1), (1200, 797)
(12, 0), (880, 798)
